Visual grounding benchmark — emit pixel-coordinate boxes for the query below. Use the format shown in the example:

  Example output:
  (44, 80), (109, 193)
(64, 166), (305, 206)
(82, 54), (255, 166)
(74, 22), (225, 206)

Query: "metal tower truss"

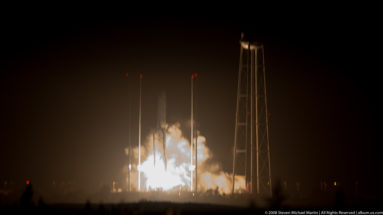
(232, 35), (272, 197)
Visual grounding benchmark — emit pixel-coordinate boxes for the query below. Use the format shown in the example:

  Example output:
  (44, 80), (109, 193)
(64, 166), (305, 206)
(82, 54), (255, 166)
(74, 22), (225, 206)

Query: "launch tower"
(232, 34), (272, 196)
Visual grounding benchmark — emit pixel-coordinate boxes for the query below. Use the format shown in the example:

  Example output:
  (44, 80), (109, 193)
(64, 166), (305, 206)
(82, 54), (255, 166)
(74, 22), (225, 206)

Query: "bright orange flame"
(124, 123), (245, 194)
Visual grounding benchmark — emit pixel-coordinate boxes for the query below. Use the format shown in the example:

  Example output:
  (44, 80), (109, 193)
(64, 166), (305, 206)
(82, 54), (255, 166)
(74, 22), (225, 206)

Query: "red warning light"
(26, 180), (30, 185)
(192, 74), (194, 79)
(125, 73), (129, 77)
(140, 74), (142, 79)
(194, 73), (198, 78)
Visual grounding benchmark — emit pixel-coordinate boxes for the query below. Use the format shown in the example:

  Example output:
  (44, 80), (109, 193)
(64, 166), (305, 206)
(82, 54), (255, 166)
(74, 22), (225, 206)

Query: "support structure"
(138, 73), (142, 191)
(194, 74), (198, 193)
(127, 77), (132, 192)
(194, 115), (198, 194)
(190, 74), (194, 191)
(232, 34), (272, 196)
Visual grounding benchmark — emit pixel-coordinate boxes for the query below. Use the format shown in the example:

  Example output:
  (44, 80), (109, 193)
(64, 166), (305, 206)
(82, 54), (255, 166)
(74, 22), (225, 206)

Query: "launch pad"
(124, 34), (271, 199)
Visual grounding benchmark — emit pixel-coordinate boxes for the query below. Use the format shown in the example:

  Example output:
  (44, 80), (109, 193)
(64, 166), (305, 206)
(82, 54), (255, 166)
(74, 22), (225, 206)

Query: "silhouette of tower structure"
(232, 34), (272, 196)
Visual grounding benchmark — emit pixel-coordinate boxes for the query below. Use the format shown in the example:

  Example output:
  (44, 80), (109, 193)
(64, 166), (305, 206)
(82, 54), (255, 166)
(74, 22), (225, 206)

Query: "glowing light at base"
(124, 123), (245, 194)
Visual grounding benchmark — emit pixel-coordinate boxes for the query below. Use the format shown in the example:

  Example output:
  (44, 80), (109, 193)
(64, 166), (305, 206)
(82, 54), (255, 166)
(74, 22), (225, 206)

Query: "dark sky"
(1, 5), (382, 194)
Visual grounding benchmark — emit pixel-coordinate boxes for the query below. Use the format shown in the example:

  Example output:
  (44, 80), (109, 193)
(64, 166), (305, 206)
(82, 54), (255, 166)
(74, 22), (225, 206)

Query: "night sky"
(1, 5), (382, 196)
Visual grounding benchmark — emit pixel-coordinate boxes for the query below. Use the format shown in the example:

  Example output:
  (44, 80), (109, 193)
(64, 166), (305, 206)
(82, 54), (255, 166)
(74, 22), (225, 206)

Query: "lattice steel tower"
(232, 34), (272, 196)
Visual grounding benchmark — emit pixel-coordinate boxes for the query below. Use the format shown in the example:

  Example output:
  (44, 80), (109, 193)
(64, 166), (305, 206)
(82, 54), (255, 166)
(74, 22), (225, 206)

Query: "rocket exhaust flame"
(125, 123), (245, 194)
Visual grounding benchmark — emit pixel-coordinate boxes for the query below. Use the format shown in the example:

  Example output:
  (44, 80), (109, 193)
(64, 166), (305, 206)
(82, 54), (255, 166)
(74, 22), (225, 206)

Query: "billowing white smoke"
(124, 123), (245, 194)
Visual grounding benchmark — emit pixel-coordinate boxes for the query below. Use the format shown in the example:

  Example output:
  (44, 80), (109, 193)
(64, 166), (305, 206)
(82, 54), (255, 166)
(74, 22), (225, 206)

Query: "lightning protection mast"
(138, 73), (142, 191)
(232, 33), (272, 197)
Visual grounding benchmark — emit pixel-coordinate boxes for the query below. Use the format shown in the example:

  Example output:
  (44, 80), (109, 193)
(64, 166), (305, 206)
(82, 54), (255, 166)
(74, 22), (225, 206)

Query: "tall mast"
(255, 47), (260, 194)
(138, 73), (142, 191)
(190, 74), (194, 191)
(194, 73), (198, 193)
(127, 72), (132, 192)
